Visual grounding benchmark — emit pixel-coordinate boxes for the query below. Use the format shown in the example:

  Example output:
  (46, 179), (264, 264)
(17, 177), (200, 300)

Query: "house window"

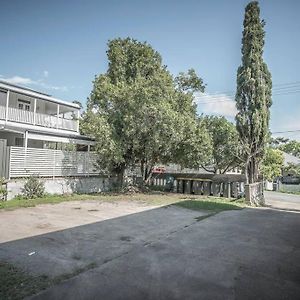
(15, 137), (24, 147)
(18, 99), (31, 111)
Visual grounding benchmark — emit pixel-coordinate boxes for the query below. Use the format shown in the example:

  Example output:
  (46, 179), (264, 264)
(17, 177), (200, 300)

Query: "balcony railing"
(0, 105), (78, 132)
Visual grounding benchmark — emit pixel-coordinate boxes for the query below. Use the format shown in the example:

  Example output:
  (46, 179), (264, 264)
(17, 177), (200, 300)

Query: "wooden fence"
(7, 146), (100, 178)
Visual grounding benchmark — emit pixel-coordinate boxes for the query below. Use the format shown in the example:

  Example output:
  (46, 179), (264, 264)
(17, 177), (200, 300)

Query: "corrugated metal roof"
(283, 152), (300, 166)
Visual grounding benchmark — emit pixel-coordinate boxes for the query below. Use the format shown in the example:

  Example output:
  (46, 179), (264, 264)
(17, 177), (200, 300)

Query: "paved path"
(1, 195), (299, 300)
(265, 190), (300, 211)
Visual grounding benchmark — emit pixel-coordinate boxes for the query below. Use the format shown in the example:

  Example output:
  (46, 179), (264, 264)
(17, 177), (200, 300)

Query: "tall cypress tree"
(235, 1), (272, 184)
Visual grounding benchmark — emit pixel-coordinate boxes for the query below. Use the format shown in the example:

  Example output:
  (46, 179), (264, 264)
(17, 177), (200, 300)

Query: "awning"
(0, 126), (95, 145)
(27, 132), (95, 145)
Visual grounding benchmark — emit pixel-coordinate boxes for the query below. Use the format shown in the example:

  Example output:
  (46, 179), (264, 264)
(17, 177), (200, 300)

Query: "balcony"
(0, 105), (78, 132)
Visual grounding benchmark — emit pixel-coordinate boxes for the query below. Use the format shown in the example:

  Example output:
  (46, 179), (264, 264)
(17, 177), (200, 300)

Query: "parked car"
(152, 166), (166, 174)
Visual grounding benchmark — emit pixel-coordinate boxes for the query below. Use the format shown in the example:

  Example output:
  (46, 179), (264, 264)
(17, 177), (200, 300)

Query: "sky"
(0, 0), (299, 140)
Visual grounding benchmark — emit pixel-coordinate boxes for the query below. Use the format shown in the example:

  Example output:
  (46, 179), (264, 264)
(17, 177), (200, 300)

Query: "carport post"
(87, 144), (90, 177)
(24, 131), (28, 172)
(56, 104), (60, 129)
(77, 110), (80, 133)
(33, 98), (37, 125)
(227, 182), (231, 199)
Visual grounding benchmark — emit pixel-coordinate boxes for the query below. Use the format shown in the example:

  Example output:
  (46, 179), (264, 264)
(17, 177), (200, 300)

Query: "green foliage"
(172, 117), (212, 169)
(269, 136), (289, 147)
(235, 1), (272, 183)
(283, 163), (300, 176)
(0, 177), (7, 200)
(278, 140), (300, 158)
(81, 37), (209, 183)
(202, 116), (241, 173)
(175, 68), (205, 93)
(22, 176), (45, 199)
(261, 148), (284, 180)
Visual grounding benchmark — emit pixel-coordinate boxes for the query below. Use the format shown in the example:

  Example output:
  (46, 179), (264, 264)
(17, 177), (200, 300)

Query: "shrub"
(0, 177), (7, 201)
(22, 176), (45, 199)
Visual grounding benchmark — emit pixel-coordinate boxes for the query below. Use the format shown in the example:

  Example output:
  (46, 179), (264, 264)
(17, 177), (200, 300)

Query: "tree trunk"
(116, 164), (126, 188)
(144, 165), (154, 185)
(247, 157), (259, 184)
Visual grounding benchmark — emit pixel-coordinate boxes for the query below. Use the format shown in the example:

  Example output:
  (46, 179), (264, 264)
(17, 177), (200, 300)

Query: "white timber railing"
(0, 105), (6, 120)
(0, 105), (78, 132)
(8, 146), (100, 178)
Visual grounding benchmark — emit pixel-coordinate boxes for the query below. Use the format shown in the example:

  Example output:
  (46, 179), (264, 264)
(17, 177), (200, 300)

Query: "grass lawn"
(174, 197), (245, 212)
(0, 261), (99, 300)
(0, 192), (246, 211)
(0, 262), (49, 300)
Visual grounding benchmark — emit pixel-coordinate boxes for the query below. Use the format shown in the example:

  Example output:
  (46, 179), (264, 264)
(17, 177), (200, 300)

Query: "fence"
(7, 146), (100, 178)
(0, 106), (78, 132)
(245, 182), (264, 206)
(150, 175), (243, 199)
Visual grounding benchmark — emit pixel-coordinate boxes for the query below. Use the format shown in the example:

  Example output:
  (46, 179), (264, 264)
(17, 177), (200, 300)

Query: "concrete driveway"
(0, 193), (300, 300)
(265, 190), (300, 211)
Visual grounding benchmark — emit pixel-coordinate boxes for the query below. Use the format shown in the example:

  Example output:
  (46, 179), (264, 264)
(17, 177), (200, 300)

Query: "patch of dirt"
(36, 223), (52, 229)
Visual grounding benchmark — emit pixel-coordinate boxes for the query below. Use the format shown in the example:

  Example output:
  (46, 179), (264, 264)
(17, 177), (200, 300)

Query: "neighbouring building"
(0, 81), (111, 199)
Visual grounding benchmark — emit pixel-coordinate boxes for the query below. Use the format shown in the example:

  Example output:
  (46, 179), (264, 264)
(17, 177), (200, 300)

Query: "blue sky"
(0, 0), (299, 139)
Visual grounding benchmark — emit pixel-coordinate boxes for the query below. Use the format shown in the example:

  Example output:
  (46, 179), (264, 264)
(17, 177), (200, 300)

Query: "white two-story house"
(0, 80), (98, 179)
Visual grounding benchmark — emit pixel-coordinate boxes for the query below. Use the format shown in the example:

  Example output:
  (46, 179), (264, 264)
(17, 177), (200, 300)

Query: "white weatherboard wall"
(9, 147), (99, 178)
(6, 177), (116, 200)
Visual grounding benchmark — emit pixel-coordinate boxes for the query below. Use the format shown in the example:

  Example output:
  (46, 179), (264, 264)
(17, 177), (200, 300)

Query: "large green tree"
(261, 148), (284, 181)
(82, 38), (210, 184)
(201, 116), (241, 174)
(278, 140), (300, 158)
(235, 1), (272, 183)
(172, 117), (212, 170)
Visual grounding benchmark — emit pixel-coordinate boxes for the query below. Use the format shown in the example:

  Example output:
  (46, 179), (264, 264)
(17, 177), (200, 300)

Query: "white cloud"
(0, 75), (36, 85)
(37, 81), (68, 92)
(194, 92), (237, 117)
(0, 74), (68, 92)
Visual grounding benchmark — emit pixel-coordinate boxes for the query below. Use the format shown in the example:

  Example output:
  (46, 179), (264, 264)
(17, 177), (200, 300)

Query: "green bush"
(0, 177), (7, 201)
(22, 176), (45, 199)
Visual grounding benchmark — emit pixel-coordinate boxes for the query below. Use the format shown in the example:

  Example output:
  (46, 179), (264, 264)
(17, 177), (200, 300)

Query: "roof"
(0, 80), (80, 109)
(0, 126), (95, 145)
(282, 152), (300, 166)
(28, 129), (95, 141)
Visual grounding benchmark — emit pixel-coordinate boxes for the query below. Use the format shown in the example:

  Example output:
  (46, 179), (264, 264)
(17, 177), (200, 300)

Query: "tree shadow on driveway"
(0, 205), (300, 300)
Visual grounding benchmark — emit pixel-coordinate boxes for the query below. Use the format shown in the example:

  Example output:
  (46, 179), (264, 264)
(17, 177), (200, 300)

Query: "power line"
(195, 87), (300, 104)
(272, 129), (300, 134)
(196, 91), (300, 104)
(197, 81), (300, 98)
(196, 87), (300, 101)
(195, 80), (300, 103)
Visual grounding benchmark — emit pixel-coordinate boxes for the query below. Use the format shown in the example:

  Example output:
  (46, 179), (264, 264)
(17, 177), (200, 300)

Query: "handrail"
(0, 105), (77, 132)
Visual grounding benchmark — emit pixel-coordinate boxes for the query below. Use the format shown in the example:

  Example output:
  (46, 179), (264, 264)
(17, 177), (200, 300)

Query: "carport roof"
(0, 126), (95, 145)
